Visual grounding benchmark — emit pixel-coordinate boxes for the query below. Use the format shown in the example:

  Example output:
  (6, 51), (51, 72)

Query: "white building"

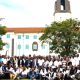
(0, 27), (49, 56)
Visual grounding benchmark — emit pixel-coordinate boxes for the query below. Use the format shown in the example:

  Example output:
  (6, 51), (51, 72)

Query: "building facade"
(0, 27), (49, 56)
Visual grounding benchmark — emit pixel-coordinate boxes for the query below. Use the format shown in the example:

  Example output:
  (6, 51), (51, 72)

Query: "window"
(7, 34), (10, 38)
(25, 45), (29, 49)
(32, 42), (38, 51)
(60, 0), (65, 10)
(26, 35), (29, 39)
(55, 0), (70, 13)
(33, 35), (37, 39)
(18, 35), (21, 39)
(6, 44), (10, 49)
(41, 45), (45, 49)
(18, 44), (21, 49)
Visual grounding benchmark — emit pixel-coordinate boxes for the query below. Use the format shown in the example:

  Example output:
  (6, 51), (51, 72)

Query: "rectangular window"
(26, 35), (29, 39)
(41, 45), (45, 49)
(18, 35), (21, 39)
(25, 45), (29, 49)
(6, 44), (10, 49)
(7, 34), (10, 38)
(18, 44), (21, 49)
(33, 35), (37, 39)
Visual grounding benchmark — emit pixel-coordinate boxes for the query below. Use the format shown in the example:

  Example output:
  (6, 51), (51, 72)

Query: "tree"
(0, 25), (7, 50)
(39, 19), (80, 56)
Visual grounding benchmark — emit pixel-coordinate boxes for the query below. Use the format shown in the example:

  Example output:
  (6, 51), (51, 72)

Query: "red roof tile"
(6, 27), (45, 33)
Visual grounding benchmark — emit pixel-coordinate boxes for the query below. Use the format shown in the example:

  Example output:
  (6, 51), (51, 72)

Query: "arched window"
(32, 42), (38, 51)
(54, 0), (70, 13)
(60, 0), (65, 10)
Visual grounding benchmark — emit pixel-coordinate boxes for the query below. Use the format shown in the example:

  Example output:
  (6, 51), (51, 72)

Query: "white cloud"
(1, 0), (80, 27)
(0, 0), (54, 27)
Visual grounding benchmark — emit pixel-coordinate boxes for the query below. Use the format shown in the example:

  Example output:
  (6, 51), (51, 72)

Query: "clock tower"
(54, 0), (71, 21)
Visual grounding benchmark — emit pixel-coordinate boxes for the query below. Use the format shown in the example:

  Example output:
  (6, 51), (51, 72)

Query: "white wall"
(0, 32), (49, 56)
(0, 32), (14, 56)
(54, 13), (71, 21)
(14, 33), (49, 56)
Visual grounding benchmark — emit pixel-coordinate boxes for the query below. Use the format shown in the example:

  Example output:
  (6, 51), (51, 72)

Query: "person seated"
(27, 67), (38, 79)
(17, 66), (29, 79)
(64, 74), (73, 80)
(6, 64), (17, 79)
(40, 67), (47, 80)
(0, 63), (5, 79)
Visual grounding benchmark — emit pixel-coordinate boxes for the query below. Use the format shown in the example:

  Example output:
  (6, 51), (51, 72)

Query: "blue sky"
(0, 0), (54, 27)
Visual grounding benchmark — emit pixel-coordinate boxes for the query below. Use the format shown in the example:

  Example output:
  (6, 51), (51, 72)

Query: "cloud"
(0, 0), (24, 10)
(0, 0), (54, 27)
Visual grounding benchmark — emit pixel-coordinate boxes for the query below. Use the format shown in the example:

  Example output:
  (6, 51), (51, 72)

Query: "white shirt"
(77, 70), (80, 73)
(0, 66), (3, 74)
(6, 67), (16, 74)
(48, 60), (53, 67)
(74, 57), (80, 66)
(54, 60), (60, 67)
(70, 58), (76, 66)
(40, 69), (47, 76)
(2, 58), (7, 64)
(44, 60), (49, 67)
(38, 59), (44, 66)
(16, 68), (23, 74)
(21, 68), (29, 75)
(40, 69), (45, 76)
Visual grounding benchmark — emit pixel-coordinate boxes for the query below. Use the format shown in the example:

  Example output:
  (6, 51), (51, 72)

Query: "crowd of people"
(0, 53), (80, 80)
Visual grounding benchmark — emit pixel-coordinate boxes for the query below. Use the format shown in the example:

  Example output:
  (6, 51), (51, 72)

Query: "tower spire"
(54, 0), (71, 21)
(54, 0), (71, 14)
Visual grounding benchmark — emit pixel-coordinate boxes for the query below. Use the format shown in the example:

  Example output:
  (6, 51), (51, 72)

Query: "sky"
(0, 0), (54, 27)
(0, 0), (80, 27)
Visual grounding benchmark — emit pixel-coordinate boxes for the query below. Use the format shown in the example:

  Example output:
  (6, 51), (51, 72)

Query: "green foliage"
(0, 26), (6, 35)
(0, 25), (7, 50)
(39, 19), (80, 56)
